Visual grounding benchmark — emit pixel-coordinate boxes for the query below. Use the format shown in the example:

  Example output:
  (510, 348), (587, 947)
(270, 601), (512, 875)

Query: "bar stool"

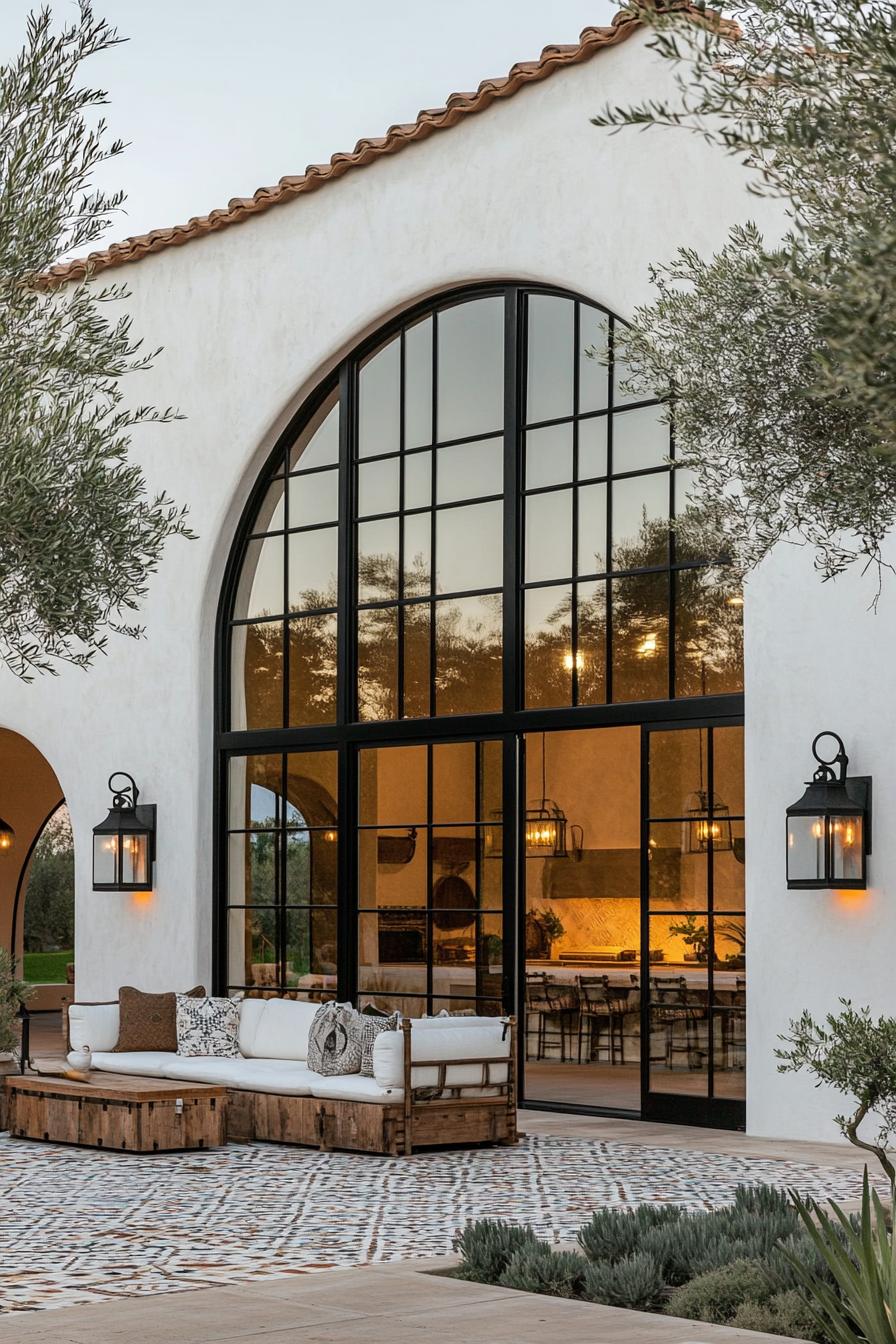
(577, 975), (629, 1065)
(525, 972), (579, 1062)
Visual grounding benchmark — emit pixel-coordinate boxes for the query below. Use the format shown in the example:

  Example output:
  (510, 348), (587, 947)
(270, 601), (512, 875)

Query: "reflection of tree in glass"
(526, 506), (742, 706)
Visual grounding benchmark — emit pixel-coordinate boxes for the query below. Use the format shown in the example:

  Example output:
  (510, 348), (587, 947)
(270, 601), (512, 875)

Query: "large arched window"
(218, 284), (743, 1028)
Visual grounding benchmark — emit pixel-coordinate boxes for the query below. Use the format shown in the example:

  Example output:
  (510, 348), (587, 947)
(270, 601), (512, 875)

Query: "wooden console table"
(4, 1073), (226, 1152)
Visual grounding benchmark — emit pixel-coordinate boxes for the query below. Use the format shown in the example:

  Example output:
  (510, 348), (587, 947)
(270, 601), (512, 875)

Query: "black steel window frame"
(213, 282), (745, 1124)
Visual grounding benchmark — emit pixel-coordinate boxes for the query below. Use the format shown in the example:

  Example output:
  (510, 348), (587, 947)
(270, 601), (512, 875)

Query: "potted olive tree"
(0, 948), (31, 1072)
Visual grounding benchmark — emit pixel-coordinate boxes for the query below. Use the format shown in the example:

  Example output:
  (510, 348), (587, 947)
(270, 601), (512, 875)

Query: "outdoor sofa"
(67, 996), (518, 1155)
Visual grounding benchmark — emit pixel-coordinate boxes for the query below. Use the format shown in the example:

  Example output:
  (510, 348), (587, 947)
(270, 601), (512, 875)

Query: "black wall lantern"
(92, 772), (157, 892)
(786, 732), (871, 890)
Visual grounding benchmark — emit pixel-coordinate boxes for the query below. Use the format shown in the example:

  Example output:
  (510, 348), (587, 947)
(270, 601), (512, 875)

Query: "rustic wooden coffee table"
(4, 1072), (226, 1152)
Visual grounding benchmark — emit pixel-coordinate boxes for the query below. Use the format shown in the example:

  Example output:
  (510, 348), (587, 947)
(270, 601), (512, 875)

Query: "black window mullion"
(504, 286), (521, 715)
(398, 329), (407, 719)
(426, 744), (434, 1012)
(571, 301), (581, 707)
(606, 317), (616, 703)
(668, 411), (677, 701)
(337, 359), (356, 727)
(278, 753), (287, 992)
(429, 312), (438, 719)
(707, 726), (716, 1100)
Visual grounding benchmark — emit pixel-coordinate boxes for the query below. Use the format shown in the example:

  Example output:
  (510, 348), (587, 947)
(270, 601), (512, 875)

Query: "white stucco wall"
(4, 26), (862, 1143)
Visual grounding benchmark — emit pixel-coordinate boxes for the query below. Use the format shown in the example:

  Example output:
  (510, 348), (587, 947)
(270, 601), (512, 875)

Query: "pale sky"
(0, 0), (618, 243)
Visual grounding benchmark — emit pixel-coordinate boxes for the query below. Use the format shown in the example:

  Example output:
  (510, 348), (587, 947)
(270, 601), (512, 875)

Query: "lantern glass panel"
(121, 833), (150, 887)
(787, 814), (825, 884)
(94, 834), (118, 886)
(832, 815), (863, 882)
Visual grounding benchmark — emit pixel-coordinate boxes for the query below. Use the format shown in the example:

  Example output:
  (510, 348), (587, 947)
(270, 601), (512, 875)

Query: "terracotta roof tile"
(46, 4), (730, 285)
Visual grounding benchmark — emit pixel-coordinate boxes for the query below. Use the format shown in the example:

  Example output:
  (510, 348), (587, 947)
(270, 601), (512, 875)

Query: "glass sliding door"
(642, 723), (745, 1127)
(523, 727), (642, 1112)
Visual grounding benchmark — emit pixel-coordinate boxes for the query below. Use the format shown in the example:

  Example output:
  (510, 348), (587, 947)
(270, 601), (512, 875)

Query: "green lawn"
(23, 950), (72, 983)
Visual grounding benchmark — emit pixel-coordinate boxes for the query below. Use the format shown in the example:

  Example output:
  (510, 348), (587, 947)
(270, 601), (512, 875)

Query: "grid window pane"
(612, 573), (670, 702)
(525, 490), (572, 583)
(613, 405), (670, 473)
(437, 298), (504, 442)
(235, 537), (283, 620)
(231, 622), (283, 730)
(288, 527), (338, 612)
(675, 571), (744, 697)
(527, 294), (574, 424)
(526, 423), (573, 490)
(357, 457), (399, 518)
(577, 580), (607, 705)
(289, 394), (339, 472)
(288, 614), (337, 725)
(525, 584), (573, 709)
(612, 473), (670, 568)
(252, 480), (285, 534)
(437, 437), (503, 504)
(577, 483), (607, 576)
(434, 594), (503, 716)
(579, 416), (608, 480)
(289, 469), (338, 528)
(359, 745), (428, 827)
(404, 451), (432, 510)
(579, 306), (610, 414)
(358, 607), (398, 721)
(359, 337), (400, 458)
(404, 317), (433, 449)
(435, 501), (503, 593)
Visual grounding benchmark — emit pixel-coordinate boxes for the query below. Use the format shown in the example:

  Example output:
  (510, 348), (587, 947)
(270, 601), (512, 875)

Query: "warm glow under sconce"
(0, 816), (14, 853)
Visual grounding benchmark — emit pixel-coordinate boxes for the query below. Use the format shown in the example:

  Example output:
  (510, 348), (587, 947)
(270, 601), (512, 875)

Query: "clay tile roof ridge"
(45, 5), (726, 285)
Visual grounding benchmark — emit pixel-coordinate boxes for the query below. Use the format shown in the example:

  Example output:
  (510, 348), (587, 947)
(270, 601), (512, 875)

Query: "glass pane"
(403, 512), (431, 598)
(675, 571), (744, 697)
(404, 451), (432, 510)
(480, 740), (503, 824)
(577, 483), (607, 576)
(579, 417), (608, 480)
(288, 469), (338, 529)
(432, 742), (477, 824)
(359, 337), (400, 458)
(403, 603), (431, 718)
(285, 750), (339, 824)
(526, 423), (573, 490)
(648, 822), (708, 909)
(358, 828), (426, 913)
(435, 501), (503, 593)
(437, 297), (504, 442)
(674, 470), (716, 563)
(714, 726), (745, 816)
(286, 907), (338, 992)
(579, 305), (610, 414)
(525, 584), (572, 710)
(437, 437), (503, 504)
(405, 316), (433, 449)
(234, 536), (283, 620)
(288, 527), (338, 611)
(357, 517), (399, 603)
(648, 917), (710, 1095)
(612, 405), (670, 473)
(358, 607), (398, 721)
(359, 912), (428, 996)
(527, 294), (574, 424)
(288, 614), (337, 725)
(359, 745), (428, 827)
(714, 915), (746, 971)
(284, 830), (339, 905)
(714, 823), (746, 909)
(251, 480), (285, 533)
(525, 490), (572, 583)
(614, 347), (645, 409)
(611, 473), (670, 568)
(787, 815), (826, 884)
(228, 754), (282, 830)
(228, 833), (278, 905)
(231, 622), (284, 730)
(833, 817), (863, 882)
(712, 1005), (746, 1099)
(649, 729), (708, 819)
(289, 394), (339, 472)
(577, 581), (607, 705)
(434, 594), (502, 716)
(357, 457), (399, 518)
(612, 573), (669, 702)
(227, 907), (279, 989)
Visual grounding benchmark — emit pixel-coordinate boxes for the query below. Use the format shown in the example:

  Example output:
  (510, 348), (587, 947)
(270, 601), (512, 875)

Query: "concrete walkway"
(0, 1259), (805, 1344)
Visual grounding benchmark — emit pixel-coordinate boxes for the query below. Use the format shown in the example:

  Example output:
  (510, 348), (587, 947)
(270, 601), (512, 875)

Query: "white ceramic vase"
(66, 1044), (93, 1072)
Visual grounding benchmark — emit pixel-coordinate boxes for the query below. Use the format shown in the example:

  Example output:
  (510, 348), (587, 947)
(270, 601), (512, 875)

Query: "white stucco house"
(1, 6), (891, 1145)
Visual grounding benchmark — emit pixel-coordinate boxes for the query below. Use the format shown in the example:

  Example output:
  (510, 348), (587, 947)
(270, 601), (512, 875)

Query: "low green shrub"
(731, 1290), (822, 1341)
(577, 1202), (682, 1263)
(665, 1257), (774, 1323)
(452, 1219), (540, 1283)
(581, 1251), (667, 1311)
(499, 1245), (586, 1298)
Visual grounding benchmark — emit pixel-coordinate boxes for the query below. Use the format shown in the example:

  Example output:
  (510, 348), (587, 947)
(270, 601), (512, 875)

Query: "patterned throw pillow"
(306, 1001), (362, 1076)
(176, 995), (241, 1058)
(114, 985), (205, 1053)
(359, 1011), (400, 1077)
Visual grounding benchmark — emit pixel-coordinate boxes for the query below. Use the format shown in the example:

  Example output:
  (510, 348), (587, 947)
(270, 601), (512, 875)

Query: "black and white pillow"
(359, 1011), (400, 1076)
(306, 1001), (362, 1076)
(176, 994), (241, 1057)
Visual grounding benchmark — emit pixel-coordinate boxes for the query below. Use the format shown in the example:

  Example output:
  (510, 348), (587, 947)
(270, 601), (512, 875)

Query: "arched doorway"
(215, 284), (745, 1127)
(0, 729), (69, 1019)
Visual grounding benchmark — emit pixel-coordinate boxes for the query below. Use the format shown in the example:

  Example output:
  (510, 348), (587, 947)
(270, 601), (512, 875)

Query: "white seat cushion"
(373, 1021), (510, 1090)
(162, 1054), (316, 1095)
(91, 1051), (179, 1078)
(309, 1073), (402, 1104)
(238, 998), (319, 1062)
(69, 1003), (120, 1052)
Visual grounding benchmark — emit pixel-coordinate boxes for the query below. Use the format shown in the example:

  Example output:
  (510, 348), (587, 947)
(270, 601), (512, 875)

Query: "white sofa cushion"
(69, 1003), (119, 1052)
(372, 1021), (510, 1090)
(91, 1051), (179, 1077)
(162, 1055), (316, 1095)
(238, 997), (319, 1062)
(310, 1073), (401, 1104)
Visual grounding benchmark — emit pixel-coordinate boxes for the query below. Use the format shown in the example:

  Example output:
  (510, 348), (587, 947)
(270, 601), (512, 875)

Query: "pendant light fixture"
(683, 728), (733, 854)
(525, 733), (569, 859)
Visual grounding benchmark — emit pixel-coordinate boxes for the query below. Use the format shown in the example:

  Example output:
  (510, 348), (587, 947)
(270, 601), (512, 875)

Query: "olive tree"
(0, 4), (191, 680)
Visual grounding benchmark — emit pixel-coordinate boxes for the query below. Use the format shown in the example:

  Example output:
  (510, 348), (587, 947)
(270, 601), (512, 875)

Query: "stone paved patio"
(0, 1122), (883, 1315)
